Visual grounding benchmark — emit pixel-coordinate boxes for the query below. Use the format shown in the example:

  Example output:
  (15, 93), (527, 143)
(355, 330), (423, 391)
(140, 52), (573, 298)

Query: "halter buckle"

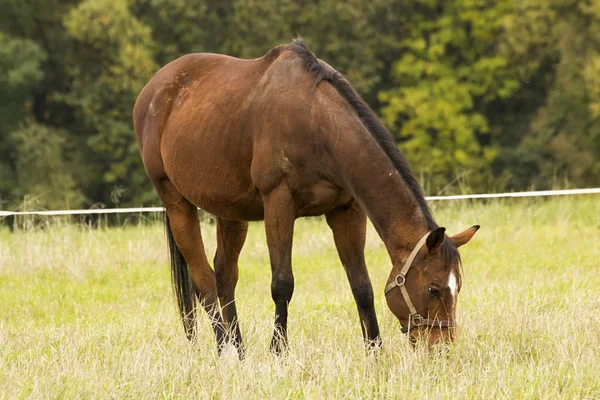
(394, 274), (406, 287)
(410, 314), (424, 326)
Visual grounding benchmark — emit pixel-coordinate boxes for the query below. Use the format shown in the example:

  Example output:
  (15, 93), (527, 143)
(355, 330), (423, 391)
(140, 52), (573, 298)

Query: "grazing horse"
(132, 38), (479, 356)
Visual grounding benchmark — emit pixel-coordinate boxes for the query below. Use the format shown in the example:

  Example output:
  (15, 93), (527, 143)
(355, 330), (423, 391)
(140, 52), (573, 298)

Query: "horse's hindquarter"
(156, 54), (267, 220)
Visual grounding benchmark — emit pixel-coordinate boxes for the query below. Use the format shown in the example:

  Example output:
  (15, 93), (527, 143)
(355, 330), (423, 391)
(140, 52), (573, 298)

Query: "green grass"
(1, 196), (599, 398)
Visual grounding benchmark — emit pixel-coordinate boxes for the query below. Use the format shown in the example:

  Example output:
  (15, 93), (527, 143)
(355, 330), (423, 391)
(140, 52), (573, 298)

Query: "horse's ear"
(426, 227), (446, 254)
(450, 225), (480, 247)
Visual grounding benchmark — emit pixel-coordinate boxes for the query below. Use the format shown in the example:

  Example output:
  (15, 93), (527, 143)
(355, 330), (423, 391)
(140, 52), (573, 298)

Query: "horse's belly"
(194, 191), (265, 221)
(167, 165), (264, 221)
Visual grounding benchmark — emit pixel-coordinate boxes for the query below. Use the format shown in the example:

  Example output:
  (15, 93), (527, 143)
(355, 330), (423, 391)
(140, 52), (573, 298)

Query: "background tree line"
(1, 0), (599, 210)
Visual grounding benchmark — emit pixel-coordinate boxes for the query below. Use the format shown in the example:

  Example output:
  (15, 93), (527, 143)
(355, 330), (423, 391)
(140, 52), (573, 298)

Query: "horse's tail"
(165, 213), (197, 340)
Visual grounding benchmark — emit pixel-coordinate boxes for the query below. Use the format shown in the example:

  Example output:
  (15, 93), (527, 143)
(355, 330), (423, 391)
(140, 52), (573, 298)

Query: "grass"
(0, 196), (599, 399)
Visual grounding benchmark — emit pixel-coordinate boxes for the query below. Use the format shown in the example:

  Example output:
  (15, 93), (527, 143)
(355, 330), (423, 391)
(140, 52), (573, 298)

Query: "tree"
(378, 1), (516, 193)
(0, 0), (598, 210)
(62, 0), (158, 206)
(10, 124), (82, 209)
(493, 0), (600, 189)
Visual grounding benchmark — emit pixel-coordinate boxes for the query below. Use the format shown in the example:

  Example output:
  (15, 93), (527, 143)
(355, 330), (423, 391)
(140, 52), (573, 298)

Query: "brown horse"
(132, 38), (478, 356)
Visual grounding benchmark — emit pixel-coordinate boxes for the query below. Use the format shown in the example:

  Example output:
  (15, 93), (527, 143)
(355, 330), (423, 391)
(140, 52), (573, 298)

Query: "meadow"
(0, 196), (599, 399)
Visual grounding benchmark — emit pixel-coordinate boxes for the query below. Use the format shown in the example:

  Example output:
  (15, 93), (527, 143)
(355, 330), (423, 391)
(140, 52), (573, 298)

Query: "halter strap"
(384, 231), (431, 297)
(384, 231), (455, 334)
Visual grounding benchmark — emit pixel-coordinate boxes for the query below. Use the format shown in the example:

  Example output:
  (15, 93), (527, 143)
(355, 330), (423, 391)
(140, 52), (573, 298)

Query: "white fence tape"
(425, 188), (600, 201)
(0, 207), (165, 217)
(0, 188), (599, 217)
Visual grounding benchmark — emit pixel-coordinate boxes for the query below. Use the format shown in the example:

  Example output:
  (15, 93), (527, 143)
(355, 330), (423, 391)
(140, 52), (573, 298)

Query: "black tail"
(165, 213), (197, 340)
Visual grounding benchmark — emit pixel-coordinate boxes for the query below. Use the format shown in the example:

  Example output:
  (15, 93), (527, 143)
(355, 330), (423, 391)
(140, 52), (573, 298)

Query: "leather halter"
(384, 231), (455, 334)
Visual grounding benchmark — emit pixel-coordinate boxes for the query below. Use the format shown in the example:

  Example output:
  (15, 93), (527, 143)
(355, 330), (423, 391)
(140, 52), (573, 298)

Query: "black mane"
(288, 38), (437, 230)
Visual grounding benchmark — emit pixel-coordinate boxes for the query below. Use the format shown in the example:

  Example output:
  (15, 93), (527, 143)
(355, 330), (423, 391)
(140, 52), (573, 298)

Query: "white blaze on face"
(447, 270), (458, 298)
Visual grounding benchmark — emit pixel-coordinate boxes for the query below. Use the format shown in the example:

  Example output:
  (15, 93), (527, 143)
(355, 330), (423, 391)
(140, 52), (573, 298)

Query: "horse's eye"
(428, 287), (441, 298)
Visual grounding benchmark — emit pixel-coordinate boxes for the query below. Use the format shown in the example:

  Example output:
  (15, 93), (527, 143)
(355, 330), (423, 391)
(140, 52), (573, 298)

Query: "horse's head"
(385, 225), (479, 348)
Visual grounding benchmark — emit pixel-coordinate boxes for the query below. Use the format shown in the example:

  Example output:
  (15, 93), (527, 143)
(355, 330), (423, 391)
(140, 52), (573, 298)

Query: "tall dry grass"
(1, 196), (599, 398)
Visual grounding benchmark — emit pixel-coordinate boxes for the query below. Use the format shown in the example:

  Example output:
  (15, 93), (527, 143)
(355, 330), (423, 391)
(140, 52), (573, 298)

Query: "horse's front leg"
(262, 184), (296, 354)
(326, 202), (381, 349)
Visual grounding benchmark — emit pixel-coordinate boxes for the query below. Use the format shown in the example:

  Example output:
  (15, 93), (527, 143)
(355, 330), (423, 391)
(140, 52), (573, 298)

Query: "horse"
(132, 38), (479, 356)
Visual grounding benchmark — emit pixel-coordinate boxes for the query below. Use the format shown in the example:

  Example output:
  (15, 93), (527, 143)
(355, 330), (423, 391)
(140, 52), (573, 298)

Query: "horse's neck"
(329, 123), (432, 259)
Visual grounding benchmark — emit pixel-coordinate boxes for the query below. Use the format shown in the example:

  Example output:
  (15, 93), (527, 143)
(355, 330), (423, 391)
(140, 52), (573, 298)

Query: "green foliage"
(0, 33), (46, 101)
(0, 32), (47, 206)
(0, 32), (46, 133)
(10, 123), (83, 209)
(0, 0), (598, 209)
(131, 0), (234, 63)
(378, 0), (516, 191)
(521, 0), (600, 189)
(62, 0), (158, 206)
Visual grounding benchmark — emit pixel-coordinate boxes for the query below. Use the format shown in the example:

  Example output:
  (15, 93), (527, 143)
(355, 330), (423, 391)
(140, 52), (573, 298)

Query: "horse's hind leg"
(326, 202), (381, 349)
(214, 218), (248, 358)
(158, 179), (227, 351)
